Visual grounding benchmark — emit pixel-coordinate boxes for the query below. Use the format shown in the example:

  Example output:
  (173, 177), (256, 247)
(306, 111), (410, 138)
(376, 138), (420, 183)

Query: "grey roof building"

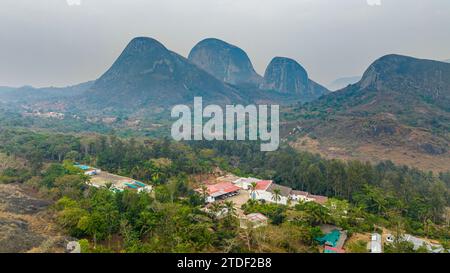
(267, 183), (292, 197)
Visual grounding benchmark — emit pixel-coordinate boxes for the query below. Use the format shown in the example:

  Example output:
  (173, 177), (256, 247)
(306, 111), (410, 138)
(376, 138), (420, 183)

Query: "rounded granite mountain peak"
(261, 57), (309, 94)
(359, 54), (450, 90)
(123, 36), (168, 54)
(96, 36), (174, 82)
(260, 56), (329, 100)
(188, 38), (262, 86)
(86, 36), (246, 108)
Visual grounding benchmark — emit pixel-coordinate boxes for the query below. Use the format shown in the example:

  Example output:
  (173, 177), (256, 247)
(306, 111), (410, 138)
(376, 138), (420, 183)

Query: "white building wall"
(252, 190), (288, 205)
(290, 194), (315, 203)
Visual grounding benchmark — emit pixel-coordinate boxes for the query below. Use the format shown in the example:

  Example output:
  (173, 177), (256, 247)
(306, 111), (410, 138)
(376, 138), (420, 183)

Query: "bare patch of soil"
(290, 136), (450, 173)
(0, 183), (69, 253)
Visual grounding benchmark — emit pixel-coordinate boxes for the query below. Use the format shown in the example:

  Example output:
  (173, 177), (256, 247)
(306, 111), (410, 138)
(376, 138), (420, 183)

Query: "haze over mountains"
(328, 76), (362, 91)
(0, 82), (93, 104)
(288, 55), (450, 172)
(1, 37), (330, 110)
(1, 37), (449, 171)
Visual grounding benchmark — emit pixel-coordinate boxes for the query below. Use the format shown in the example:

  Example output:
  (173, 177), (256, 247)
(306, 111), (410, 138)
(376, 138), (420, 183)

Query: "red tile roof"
(309, 194), (329, 205)
(325, 246), (345, 253)
(200, 182), (240, 197)
(255, 180), (273, 191)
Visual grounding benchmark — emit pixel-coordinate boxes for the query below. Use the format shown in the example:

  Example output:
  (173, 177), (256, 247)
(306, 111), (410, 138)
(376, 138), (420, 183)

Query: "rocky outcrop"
(188, 38), (262, 86)
(357, 54), (450, 110)
(86, 37), (244, 108)
(260, 57), (329, 100)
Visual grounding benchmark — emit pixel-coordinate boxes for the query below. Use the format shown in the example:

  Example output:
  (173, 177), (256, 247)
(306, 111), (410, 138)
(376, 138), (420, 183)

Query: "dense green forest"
(0, 128), (449, 252)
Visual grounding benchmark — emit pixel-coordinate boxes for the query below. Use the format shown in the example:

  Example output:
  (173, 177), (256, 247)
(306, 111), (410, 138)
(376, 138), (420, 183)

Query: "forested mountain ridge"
(285, 55), (450, 172)
(1, 44), (449, 173)
(1, 37), (330, 116)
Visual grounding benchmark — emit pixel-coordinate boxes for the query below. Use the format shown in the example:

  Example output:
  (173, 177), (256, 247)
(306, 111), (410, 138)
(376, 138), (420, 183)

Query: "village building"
(291, 190), (316, 203)
(324, 246), (345, 253)
(240, 213), (269, 229)
(74, 164), (102, 176)
(249, 180), (273, 199)
(201, 173), (329, 207)
(197, 182), (241, 203)
(251, 180), (329, 206)
(401, 234), (444, 253)
(308, 194), (329, 205)
(233, 177), (262, 190)
(369, 233), (383, 253)
(316, 226), (347, 250)
(266, 183), (292, 205)
(75, 164), (152, 193)
(251, 181), (290, 205)
(66, 241), (81, 253)
(126, 180), (153, 193)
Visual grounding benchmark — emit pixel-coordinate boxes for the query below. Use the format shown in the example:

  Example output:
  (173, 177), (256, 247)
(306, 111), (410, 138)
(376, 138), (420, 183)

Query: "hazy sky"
(1, 0), (449, 88)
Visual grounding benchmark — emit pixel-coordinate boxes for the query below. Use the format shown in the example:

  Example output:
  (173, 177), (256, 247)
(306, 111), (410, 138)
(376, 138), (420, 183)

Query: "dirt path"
(227, 190), (250, 217)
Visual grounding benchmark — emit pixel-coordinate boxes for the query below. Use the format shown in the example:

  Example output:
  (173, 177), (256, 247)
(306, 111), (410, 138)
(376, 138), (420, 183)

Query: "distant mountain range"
(1, 38), (449, 171)
(80, 37), (329, 110)
(188, 39), (329, 100)
(287, 54), (450, 172)
(82, 37), (248, 109)
(0, 81), (93, 104)
(328, 76), (361, 91)
(1, 37), (330, 111)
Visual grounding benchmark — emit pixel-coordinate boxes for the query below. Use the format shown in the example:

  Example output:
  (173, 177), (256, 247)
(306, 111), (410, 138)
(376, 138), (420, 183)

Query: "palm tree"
(224, 201), (237, 218)
(210, 202), (224, 219)
(200, 185), (209, 203)
(151, 167), (162, 183)
(307, 203), (331, 225)
(249, 182), (258, 200)
(131, 165), (144, 180)
(272, 189), (282, 204)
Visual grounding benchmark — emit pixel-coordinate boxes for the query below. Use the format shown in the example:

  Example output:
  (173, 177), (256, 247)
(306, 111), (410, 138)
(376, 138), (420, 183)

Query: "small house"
(240, 213), (269, 229)
(402, 234), (444, 253)
(233, 177), (262, 190)
(324, 246), (345, 253)
(290, 190), (315, 202)
(197, 182), (241, 203)
(369, 233), (382, 253)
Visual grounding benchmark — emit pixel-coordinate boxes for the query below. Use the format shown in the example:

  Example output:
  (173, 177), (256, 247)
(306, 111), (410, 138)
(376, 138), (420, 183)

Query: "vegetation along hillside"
(0, 129), (448, 253)
(284, 55), (450, 172)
